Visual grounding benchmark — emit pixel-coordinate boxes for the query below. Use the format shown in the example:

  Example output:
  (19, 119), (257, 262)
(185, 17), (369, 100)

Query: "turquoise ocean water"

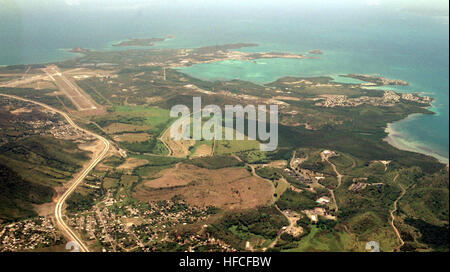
(0, 2), (448, 162)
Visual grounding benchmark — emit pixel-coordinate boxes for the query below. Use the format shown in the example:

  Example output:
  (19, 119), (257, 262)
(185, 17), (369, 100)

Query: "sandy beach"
(384, 118), (449, 164)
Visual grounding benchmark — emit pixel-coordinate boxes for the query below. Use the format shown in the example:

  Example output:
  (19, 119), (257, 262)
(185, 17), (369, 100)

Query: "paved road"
(322, 151), (343, 213)
(159, 110), (203, 157)
(159, 125), (173, 156)
(0, 93), (110, 252)
(265, 205), (297, 250)
(0, 74), (48, 87)
(390, 173), (406, 251)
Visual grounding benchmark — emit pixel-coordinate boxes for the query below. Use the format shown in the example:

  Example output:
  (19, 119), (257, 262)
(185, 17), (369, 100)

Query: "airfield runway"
(43, 65), (97, 111)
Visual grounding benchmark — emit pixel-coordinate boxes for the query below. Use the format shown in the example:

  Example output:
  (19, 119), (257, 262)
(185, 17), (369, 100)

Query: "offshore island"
(112, 36), (177, 47)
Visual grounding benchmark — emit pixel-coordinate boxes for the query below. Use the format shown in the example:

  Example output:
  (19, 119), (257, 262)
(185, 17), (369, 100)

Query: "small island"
(69, 47), (90, 54)
(112, 37), (166, 47)
(308, 49), (323, 54)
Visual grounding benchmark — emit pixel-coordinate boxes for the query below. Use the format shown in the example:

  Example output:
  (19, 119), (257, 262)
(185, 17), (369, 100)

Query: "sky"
(1, 0), (449, 14)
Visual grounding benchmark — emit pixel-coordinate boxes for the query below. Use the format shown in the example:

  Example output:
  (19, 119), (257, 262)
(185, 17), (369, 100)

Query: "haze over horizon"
(1, 0), (449, 13)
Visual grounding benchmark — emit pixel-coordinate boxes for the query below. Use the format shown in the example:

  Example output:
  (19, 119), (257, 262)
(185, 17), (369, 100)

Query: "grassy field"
(99, 105), (173, 135)
(214, 139), (260, 155)
(282, 226), (360, 252)
(92, 105), (174, 154)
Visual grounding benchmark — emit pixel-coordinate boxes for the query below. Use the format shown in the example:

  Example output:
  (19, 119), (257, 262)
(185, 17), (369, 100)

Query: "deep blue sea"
(1, 1), (448, 162)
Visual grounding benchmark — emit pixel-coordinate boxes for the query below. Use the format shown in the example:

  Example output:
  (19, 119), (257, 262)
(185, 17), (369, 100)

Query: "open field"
(95, 105), (172, 135)
(133, 163), (273, 210)
(214, 139), (260, 155)
(117, 157), (148, 170)
(161, 127), (195, 158)
(113, 132), (151, 142)
(103, 123), (152, 134)
(191, 141), (214, 158)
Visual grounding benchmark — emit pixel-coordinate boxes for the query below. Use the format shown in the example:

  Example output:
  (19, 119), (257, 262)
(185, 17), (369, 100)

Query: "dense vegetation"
(0, 163), (54, 221)
(276, 189), (317, 212)
(66, 192), (95, 212)
(0, 136), (89, 220)
(207, 206), (289, 250)
(0, 136), (89, 186)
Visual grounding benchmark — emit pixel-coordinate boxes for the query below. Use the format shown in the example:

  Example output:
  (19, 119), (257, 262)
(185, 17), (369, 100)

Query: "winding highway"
(322, 151), (343, 213)
(0, 93), (110, 252)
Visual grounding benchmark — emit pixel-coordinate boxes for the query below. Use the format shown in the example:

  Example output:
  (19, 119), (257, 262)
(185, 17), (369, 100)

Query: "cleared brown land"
(10, 107), (33, 115)
(133, 163), (273, 210)
(145, 96), (163, 103)
(267, 160), (288, 168)
(113, 132), (151, 142)
(273, 96), (302, 101)
(161, 128), (194, 158)
(117, 157), (148, 170)
(191, 144), (213, 158)
(104, 123), (152, 134)
(20, 80), (57, 90)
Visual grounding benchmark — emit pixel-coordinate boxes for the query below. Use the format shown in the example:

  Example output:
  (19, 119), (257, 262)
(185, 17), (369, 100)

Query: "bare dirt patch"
(113, 133), (151, 142)
(33, 199), (57, 217)
(145, 96), (164, 104)
(117, 157), (148, 170)
(266, 160), (287, 168)
(10, 107), (33, 115)
(104, 123), (152, 134)
(273, 96), (301, 101)
(133, 164), (273, 210)
(78, 140), (102, 154)
(162, 128), (195, 158)
(22, 80), (57, 90)
(191, 144), (213, 158)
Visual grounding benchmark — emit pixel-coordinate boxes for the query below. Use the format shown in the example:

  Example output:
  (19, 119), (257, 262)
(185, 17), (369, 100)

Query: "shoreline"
(1, 43), (448, 166)
(384, 116), (449, 164)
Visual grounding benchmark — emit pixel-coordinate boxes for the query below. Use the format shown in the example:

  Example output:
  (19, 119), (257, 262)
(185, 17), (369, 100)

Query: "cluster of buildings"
(284, 156), (326, 186)
(315, 91), (398, 108)
(0, 100), (94, 146)
(66, 193), (228, 252)
(284, 167), (317, 185)
(48, 121), (96, 142)
(303, 207), (336, 223)
(348, 178), (384, 192)
(316, 90), (431, 108)
(163, 233), (235, 253)
(0, 217), (64, 252)
(401, 93), (432, 104)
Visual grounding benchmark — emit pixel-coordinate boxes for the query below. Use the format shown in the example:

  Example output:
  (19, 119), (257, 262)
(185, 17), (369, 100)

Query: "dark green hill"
(0, 136), (89, 187)
(0, 163), (54, 221)
(0, 136), (90, 221)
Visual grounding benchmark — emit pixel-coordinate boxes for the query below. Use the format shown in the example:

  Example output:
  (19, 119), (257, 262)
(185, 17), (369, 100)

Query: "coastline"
(1, 41), (448, 166)
(384, 115), (449, 164)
